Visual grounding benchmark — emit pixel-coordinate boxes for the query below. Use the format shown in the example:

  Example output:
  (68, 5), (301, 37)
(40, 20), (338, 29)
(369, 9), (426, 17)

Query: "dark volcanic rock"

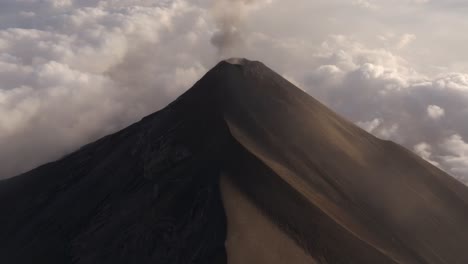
(0, 62), (232, 263)
(1, 58), (468, 264)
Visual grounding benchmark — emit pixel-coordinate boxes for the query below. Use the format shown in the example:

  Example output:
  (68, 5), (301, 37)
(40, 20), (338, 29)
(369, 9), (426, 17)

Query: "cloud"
(396, 34), (416, 49)
(357, 118), (382, 133)
(46, 0), (72, 8)
(427, 105), (445, 120)
(291, 36), (468, 180)
(352, 0), (378, 10)
(209, 0), (272, 57)
(0, 0), (213, 177)
(439, 135), (468, 182)
(413, 142), (440, 166)
(0, 0), (468, 185)
(413, 0), (429, 4)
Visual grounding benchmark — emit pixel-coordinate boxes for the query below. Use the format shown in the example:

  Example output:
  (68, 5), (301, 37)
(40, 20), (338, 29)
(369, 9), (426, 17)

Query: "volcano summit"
(1, 59), (468, 264)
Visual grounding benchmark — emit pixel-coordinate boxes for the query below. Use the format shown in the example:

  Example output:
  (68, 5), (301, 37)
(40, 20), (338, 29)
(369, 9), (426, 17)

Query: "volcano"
(1, 59), (468, 264)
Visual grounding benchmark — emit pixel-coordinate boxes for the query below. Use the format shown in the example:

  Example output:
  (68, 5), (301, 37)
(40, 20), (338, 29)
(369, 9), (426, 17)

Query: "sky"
(0, 0), (468, 184)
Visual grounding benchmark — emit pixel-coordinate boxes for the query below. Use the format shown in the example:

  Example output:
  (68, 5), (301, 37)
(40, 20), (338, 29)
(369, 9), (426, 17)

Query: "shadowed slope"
(1, 59), (468, 263)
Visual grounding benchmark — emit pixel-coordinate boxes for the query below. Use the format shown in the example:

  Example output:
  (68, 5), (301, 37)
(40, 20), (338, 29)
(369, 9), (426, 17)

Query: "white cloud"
(268, 35), (468, 181)
(0, 0), (468, 185)
(414, 142), (432, 159)
(357, 118), (382, 133)
(397, 34), (416, 49)
(46, 0), (72, 8)
(427, 105), (445, 120)
(0, 0), (217, 177)
(377, 124), (400, 140)
(414, 142), (440, 166)
(210, 0), (272, 57)
(439, 135), (468, 182)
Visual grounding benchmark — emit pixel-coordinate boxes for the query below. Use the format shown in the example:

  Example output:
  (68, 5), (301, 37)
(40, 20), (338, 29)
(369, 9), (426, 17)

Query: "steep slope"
(214, 59), (468, 264)
(1, 58), (468, 264)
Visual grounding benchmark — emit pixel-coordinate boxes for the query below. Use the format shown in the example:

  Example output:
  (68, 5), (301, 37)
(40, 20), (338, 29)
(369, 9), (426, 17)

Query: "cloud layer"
(1, 0), (468, 184)
(0, 0), (214, 177)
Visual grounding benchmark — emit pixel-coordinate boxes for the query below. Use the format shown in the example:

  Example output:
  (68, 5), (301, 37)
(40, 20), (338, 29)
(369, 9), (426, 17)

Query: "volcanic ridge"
(1, 59), (468, 264)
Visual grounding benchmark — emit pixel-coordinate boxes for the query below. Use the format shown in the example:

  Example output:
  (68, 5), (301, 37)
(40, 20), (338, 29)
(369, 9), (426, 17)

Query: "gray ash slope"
(2, 58), (468, 263)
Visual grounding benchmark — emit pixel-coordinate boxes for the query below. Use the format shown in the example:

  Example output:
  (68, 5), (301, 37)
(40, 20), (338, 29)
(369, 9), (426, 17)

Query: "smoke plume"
(210, 0), (269, 57)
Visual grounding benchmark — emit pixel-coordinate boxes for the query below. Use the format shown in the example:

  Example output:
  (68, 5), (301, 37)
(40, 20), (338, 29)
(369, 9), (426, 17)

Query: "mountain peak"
(2, 59), (468, 264)
(223, 57), (249, 65)
(172, 58), (285, 113)
(217, 58), (268, 72)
